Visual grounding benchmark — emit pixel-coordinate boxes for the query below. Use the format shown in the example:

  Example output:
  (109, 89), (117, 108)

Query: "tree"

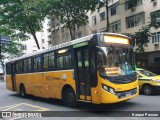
(0, 25), (22, 76)
(44, 0), (101, 40)
(98, 0), (113, 32)
(123, 26), (151, 53)
(0, 0), (47, 49)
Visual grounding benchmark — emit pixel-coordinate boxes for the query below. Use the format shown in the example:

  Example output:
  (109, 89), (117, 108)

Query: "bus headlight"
(102, 84), (116, 95)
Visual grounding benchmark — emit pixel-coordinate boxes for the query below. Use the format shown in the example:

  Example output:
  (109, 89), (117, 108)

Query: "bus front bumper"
(101, 87), (139, 103)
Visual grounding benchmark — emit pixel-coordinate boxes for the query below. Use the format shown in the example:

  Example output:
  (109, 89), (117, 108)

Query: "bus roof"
(6, 33), (130, 63)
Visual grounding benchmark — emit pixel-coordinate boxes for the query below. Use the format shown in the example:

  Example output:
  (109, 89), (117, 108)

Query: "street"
(0, 81), (160, 120)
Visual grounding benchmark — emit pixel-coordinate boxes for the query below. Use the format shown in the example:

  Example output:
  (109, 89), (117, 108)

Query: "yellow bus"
(5, 33), (139, 107)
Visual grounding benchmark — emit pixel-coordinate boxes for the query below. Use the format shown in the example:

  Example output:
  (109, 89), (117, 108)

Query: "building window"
(77, 31), (82, 38)
(100, 28), (106, 33)
(99, 12), (105, 21)
(155, 57), (160, 63)
(109, 2), (119, 16)
(21, 44), (27, 50)
(152, 32), (160, 43)
(92, 16), (96, 26)
(126, 12), (144, 28)
(42, 39), (44, 43)
(93, 30), (97, 34)
(125, 0), (142, 10)
(109, 20), (121, 33)
(67, 34), (71, 41)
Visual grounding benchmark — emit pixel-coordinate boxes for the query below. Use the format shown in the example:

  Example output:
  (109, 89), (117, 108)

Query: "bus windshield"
(99, 45), (136, 77)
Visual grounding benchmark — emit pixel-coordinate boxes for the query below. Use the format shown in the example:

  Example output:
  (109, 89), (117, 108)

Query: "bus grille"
(116, 88), (137, 99)
(107, 74), (137, 84)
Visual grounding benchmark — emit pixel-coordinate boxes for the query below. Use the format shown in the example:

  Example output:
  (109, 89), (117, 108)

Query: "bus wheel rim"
(67, 93), (74, 103)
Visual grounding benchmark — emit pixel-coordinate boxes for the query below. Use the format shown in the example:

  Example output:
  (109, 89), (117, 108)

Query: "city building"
(20, 18), (50, 55)
(48, 0), (160, 73)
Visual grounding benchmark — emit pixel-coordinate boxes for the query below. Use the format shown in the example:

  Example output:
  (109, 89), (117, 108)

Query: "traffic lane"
(1, 82), (160, 112)
(1, 82), (160, 120)
(2, 92), (160, 112)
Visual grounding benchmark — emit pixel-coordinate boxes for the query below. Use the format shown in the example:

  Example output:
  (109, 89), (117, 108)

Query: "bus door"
(75, 47), (91, 101)
(11, 63), (16, 91)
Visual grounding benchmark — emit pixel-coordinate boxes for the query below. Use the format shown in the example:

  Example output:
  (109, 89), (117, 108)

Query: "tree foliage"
(0, 0), (47, 49)
(44, 0), (102, 40)
(0, 25), (22, 57)
(123, 26), (151, 53)
(0, 25), (22, 75)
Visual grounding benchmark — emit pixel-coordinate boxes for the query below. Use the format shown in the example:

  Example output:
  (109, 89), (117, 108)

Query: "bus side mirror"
(97, 52), (103, 68)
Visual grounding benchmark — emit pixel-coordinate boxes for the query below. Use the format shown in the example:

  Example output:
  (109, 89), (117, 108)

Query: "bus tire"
(63, 88), (77, 108)
(20, 85), (26, 98)
(142, 84), (153, 95)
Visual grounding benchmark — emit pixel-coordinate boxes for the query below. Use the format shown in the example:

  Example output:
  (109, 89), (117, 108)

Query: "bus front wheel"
(63, 88), (77, 108)
(20, 85), (26, 98)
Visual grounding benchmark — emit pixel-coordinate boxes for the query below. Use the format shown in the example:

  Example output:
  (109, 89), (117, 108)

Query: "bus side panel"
(6, 75), (13, 91)
(90, 72), (101, 104)
(44, 70), (76, 99)
(32, 72), (47, 98)
(22, 73), (35, 95)
(43, 71), (60, 99)
(15, 74), (22, 92)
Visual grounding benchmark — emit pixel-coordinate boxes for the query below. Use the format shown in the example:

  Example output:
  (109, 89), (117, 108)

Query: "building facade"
(48, 0), (160, 73)
(21, 18), (50, 55)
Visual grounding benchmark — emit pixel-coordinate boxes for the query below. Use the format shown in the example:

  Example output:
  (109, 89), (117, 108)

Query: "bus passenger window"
(65, 55), (71, 68)
(34, 56), (41, 71)
(57, 56), (63, 69)
(48, 52), (54, 68)
(43, 54), (49, 70)
(28, 58), (31, 72)
(24, 59), (28, 72)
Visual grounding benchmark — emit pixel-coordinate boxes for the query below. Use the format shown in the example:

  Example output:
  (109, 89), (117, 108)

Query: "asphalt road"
(0, 81), (160, 120)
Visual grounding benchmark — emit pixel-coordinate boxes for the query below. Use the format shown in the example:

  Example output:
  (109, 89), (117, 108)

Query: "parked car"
(137, 68), (160, 95)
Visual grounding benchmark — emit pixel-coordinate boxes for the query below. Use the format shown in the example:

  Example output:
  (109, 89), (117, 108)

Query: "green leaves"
(0, 0), (47, 49)
(123, 26), (151, 53)
(44, 0), (102, 40)
(134, 26), (151, 53)
(0, 25), (22, 57)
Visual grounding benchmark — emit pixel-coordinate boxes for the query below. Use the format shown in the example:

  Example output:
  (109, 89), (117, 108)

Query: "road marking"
(1, 103), (49, 111)
(21, 103), (49, 111)
(0, 103), (23, 110)
(2, 103), (25, 111)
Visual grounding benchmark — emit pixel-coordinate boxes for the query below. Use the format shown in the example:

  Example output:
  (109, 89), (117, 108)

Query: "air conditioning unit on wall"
(153, 0), (157, 5)
(154, 43), (159, 47)
(131, 7), (136, 12)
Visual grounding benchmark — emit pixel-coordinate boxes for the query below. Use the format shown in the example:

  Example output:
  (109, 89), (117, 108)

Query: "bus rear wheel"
(63, 88), (77, 108)
(20, 85), (26, 98)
